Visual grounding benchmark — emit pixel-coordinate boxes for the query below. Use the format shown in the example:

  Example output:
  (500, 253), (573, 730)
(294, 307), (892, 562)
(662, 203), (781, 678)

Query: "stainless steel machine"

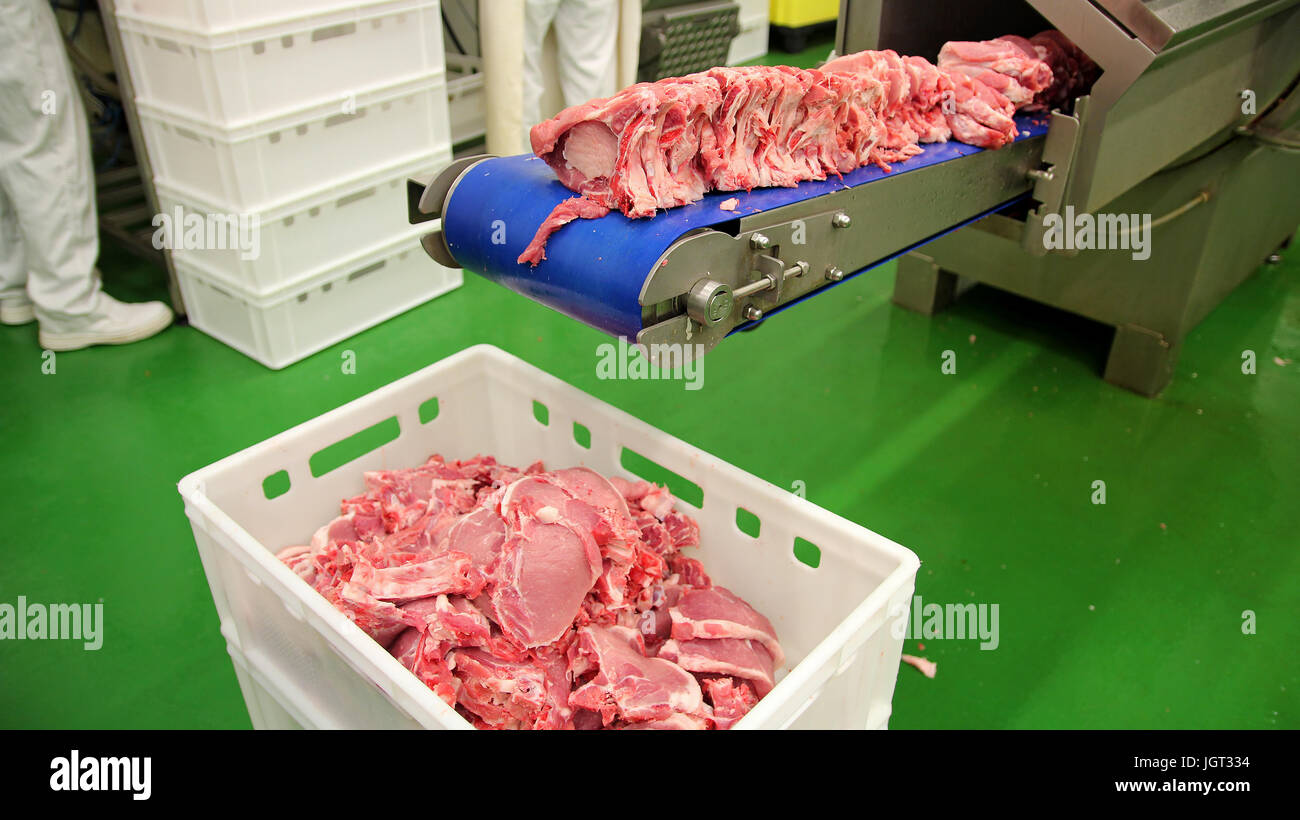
(639, 0), (742, 82)
(853, 0), (1300, 395)
(411, 0), (1300, 397)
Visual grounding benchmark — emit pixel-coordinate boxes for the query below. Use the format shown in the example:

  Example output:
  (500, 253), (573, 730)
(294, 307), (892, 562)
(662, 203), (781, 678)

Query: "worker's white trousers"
(0, 0), (101, 318)
(522, 0), (620, 147)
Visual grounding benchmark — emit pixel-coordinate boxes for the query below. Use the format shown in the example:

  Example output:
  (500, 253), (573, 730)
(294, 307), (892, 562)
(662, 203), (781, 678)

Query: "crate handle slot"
(793, 536), (821, 569)
(312, 22), (357, 42)
(262, 470), (291, 500)
(308, 416), (400, 478)
(619, 446), (703, 509)
(417, 397), (440, 424)
(532, 400), (549, 426)
(336, 187), (376, 209)
(346, 260), (385, 282)
(735, 506), (761, 538)
(572, 421), (591, 449)
(325, 110), (365, 129)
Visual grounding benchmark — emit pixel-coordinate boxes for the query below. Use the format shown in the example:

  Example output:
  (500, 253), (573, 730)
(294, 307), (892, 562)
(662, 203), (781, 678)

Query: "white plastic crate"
(177, 346), (921, 729)
(116, 0), (445, 125)
(444, 53), (485, 145)
(115, 0), (394, 32)
(176, 233), (460, 369)
(137, 72), (450, 212)
(156, 149), (448, 293)
(728, 4), (771, 65)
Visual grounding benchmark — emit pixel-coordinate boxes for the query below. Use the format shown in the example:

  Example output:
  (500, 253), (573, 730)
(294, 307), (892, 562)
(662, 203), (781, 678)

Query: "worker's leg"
(0, 183), (36, 324)
(0, 0), (99, 319)
(0, 184), (28, 296)
(522, 0), (562, 147)
(553, 0), (619, 108)
(0, 0), (171, 349)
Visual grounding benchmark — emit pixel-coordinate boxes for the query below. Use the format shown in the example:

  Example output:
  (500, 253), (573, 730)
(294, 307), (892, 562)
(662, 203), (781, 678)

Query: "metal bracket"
(635, 130), (1047, 353)
(409, 154), (494, 223)
(1023, 102), (1085, 256)
(408, 154), (495, 269)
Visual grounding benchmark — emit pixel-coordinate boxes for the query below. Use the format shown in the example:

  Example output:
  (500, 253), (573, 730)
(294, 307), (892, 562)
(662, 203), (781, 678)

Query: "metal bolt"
(831, 212), (852, 229)
(825, 266), (845, 282)
(743, 305), (764, 321)
(686, 279), (734, 326)
(749, 233), (772, 250)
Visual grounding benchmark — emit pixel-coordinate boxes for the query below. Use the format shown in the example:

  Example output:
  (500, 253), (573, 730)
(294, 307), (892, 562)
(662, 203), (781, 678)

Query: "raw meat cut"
(669, 585), (785, 667)
(658, 636), (777, 696)
(937, 37), (1053, 107)
(347, 550), (484, 602)
(389, 628), (459, 705)
(941, 69), (1018, 150)
(450, 647), (552, 728)
(445, 507), (506, 571)
(549, 466), (635, 521)
(519, 32), (1095, 264)
(517, 195), (611, 266)
(568, 624), (704, 725)
(491, 517), (602, 647)
(277, 454), (784, 729)
(901, 653), (938, 679)
(616, 712), (712, 730)
(1028, 31), (1100, 110)
(701, 676), (759, 730)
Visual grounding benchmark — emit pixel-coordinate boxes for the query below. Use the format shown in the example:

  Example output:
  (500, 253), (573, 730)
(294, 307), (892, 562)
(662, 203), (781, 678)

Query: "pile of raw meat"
(277, 455), (783, 730)
(518, 32), (1097, 265)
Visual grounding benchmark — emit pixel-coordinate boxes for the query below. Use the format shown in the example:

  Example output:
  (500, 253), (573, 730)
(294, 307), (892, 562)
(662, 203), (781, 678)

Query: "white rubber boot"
(0, 292), (35, 325)
(38, 292), (173, 351)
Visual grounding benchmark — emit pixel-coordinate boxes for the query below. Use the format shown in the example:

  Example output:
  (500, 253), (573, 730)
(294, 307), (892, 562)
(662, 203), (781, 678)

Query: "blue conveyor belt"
(442, 115), (1050, 339)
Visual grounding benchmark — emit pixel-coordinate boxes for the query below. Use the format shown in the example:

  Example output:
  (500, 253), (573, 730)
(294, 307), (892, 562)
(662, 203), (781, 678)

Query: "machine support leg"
(1104, 323), (1180, 398)
(893, 252), (959, 316)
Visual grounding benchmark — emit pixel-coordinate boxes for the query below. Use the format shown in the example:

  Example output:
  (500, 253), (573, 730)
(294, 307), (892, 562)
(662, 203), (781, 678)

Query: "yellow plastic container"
(769, 0), (837, 29)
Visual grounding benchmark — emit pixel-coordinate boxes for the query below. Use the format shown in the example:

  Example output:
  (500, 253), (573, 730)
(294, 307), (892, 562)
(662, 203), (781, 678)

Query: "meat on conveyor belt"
(518, 32), (1095, 265)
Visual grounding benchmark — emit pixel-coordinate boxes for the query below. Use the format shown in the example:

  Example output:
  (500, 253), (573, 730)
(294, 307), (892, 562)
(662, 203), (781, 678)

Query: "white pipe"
(480, 0), (526, 155)
(616, 0), (641, 90)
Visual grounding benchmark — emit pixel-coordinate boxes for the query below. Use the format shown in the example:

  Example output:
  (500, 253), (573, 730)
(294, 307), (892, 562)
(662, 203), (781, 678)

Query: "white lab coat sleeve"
(0, 0), (100, 318)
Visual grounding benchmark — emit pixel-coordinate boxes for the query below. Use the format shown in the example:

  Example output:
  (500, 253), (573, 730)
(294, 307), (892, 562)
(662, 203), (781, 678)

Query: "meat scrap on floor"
(277, 457), (784, 729)
(518, 32), (1096, 265)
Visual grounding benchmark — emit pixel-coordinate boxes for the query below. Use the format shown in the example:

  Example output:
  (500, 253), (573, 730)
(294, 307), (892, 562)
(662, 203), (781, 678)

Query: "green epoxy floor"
(2, 43), (1297, 730)
(3, 233), (1297, 729)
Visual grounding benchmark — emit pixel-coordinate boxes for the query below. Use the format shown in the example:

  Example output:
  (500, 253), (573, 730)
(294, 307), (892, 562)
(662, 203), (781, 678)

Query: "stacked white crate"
(114, 0), (461, 368)
(727, 0), (771, 64)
